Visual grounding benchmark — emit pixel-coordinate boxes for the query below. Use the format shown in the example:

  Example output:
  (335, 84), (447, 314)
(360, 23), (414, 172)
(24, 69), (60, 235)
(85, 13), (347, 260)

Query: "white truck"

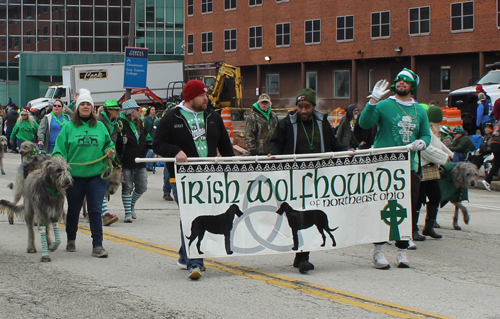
(27, 60), (184, 112)
(447, 62), (500, 134)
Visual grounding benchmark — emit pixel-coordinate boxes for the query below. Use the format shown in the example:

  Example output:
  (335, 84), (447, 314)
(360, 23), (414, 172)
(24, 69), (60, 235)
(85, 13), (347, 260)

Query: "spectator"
(6, 97), (13, 107)
(438, 125), (453, 147)
(52, 88), (115, 258)
(471, 122), (494, 170)
(0, 108), (5, 138)
(96, 99), (123, 226)
(10, 109), (38, 153)
(118, 99), (150, 223)
(244, 93), (278, 155)
(482, 124), (500, 191)
(449, 126), (475, 162)
(476, 92), (495, 134)
(5, 104), (19, 152)
(493, 86), (500, 122)
(143, 106), (159, 172)
(336, 104), (359, 150)
(37, 100), (71, 153)
(269, 88), (346, 274)
(359, 68), (431, 269)
(153, 79), (234, 280)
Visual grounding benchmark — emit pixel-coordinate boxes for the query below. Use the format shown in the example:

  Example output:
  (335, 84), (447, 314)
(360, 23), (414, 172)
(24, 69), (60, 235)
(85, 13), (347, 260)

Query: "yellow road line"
(75, 224), (452, 319)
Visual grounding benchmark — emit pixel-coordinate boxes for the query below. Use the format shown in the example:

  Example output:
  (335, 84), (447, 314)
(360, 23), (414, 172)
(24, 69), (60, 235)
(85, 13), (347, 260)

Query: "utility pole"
(125, 0), (136, 100)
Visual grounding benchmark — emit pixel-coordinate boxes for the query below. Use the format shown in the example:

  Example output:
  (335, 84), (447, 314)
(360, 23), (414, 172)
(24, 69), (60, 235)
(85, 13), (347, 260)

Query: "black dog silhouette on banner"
(276, 202), (338, 251)
(186, 204), (244, 255)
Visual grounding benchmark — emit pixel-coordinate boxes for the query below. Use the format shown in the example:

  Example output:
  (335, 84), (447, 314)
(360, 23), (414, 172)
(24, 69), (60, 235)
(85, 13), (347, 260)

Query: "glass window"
(337, 15), (354, 41)
(305, 19), (321, 44)
(225, 0), (237, 10)
(306, 72), (317, 92)
(371, 11), (390, 38)
(188, 0), (194, 16)
(441, 67), (451, 91)
(451, 2), (474, 32)
(249, 26), (263, 49)
(250, 0), (262, 6)
(224, 29), (237, 51)
(187, 34), (194, 55)
(266, 74), (280, 94)
(202, 0), (213, 14)
(409, 6), (430, 35)
(276, 23), (291, 47)
(334, 70), (350, 98)
(201, 31), (213, 53)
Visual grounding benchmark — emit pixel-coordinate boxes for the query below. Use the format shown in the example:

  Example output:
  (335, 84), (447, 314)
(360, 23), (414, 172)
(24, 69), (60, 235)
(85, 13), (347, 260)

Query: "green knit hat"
(453, 126), (465, 134)
(426, 105), (443, 123)
(391, 68), (420, 95)
(296, 88), (316, 106)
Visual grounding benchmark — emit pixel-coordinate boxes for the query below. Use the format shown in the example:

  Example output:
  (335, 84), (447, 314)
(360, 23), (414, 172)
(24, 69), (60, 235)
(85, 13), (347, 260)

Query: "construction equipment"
(203, 63), (243, 110)
(118, 87), (164, 109)
(166, 81), (185, 104)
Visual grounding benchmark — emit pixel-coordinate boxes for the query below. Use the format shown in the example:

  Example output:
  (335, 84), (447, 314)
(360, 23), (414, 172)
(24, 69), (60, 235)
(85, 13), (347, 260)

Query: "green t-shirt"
(52, 120), (115, 177)
(179, 108), (208, 157)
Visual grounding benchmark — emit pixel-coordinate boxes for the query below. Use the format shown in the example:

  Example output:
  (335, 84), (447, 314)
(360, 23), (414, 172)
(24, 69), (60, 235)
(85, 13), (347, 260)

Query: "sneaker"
(124, 215), (133, 223)
(163, 194), (174, 201)
(298, 261), (315, 274)
(408, 240), (417, 250)
(188, 266), (202, 280)
(103, 213), (118, 226)
(131, 212), (137, 219)
(396, 251), (410, 268)
(482, 180), (492, 192)
(66, 240), (76, 252)
(92, 246), (108, 258)
(177, 259), (206, 271)
(373, 251), (390, 269)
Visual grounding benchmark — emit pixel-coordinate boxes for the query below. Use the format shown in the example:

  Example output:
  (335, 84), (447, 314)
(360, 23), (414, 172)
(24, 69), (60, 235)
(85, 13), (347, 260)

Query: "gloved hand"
(367, 79), (390, 102)
(410, 139), (427, 151)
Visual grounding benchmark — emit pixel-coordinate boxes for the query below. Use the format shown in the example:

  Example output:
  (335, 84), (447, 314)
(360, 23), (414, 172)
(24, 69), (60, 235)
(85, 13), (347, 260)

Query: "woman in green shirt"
(10, 109), (38, 151)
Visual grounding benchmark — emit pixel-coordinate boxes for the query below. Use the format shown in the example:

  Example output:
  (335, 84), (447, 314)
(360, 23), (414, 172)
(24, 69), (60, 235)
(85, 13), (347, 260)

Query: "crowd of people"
(2, 71), (499, 280)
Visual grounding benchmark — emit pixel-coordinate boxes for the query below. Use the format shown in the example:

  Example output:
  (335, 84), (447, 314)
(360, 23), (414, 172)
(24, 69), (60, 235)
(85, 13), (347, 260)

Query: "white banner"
(176, 148), (412, 258)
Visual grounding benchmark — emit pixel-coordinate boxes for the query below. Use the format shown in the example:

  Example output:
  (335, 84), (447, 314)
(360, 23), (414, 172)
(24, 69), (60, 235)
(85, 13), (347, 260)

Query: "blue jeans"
(163, 166), (172, 195)
(66, 175), (108, 248)
(172, 182), (204, 269)
(453, 153), (466, 163)
(146, 149), (155, 170)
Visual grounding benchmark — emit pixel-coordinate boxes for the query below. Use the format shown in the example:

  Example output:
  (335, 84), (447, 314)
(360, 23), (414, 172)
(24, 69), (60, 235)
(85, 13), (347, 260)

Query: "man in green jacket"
(449, 126), (476, 162)
(245, 93), (279, 155)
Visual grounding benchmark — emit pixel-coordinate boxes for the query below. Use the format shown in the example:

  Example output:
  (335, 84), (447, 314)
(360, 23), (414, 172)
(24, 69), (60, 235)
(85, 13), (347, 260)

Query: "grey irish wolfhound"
(6, 153), (50, 224)
(19, 141), (38, 162)
(0, 136), (7, 175)
(0, 157), (72, 262)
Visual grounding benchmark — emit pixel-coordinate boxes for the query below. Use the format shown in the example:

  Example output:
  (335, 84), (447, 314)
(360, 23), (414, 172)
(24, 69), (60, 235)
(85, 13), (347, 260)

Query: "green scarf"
(102, 111), (117, 134)
(253, 102), (271, 122)
(120, 113), (139, 144)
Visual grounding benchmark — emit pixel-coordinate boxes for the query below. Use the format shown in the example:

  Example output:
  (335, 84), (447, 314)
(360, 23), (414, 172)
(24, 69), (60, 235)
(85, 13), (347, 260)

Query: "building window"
(275, 23), (290, 47)
(188, 0), (194, 16)
(43, 26), (49, 41)
(27, 6), (32, 18)
(202, 0), (213, 14)
(409, 6), (430, 35)
(368, 69), (374, 93)
(249, 26), (263, 49)
(14, 37), (19, 49)
(225, 0), (236, 10)
(334, 70), (350, 98)
(201, 32), (213, 53)
(337, 15), (354, 42)
(26, 30), (31, 45)
(266, 74), (280, 94)
(441, 67), (451, 91)
(250, 0), (262, 6)
(224, 29), (237, 51)
(305, 19), (321, 44)
(306, 72), (317, 92)
(1, 38), (4, 48)
(451, 1), (474, 32)
(55, 24), (59, 35)
(371, 11), (390, 38)
(187, 34), (194, 55)
(276, 0), (290, 2)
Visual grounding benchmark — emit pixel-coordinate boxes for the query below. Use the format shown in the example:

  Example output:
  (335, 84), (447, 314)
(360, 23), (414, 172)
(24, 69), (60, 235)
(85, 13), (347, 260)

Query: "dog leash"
(69, 154), (114, 180)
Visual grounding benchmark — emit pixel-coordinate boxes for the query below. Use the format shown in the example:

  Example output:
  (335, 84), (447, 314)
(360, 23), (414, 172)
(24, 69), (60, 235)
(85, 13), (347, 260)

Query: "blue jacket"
(476, 99), (495, 127)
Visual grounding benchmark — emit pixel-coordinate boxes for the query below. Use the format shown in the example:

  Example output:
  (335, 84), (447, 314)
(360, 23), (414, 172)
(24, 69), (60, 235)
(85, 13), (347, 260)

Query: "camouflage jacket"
(245, 106), (279, 155)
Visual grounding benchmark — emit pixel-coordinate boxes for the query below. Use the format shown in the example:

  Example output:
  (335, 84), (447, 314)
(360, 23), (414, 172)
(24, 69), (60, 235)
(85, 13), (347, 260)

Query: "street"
(0, 152), (499, 319)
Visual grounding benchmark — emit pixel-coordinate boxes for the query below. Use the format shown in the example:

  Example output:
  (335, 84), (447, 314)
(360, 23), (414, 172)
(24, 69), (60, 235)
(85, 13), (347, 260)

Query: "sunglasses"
(53, 104), (63, 107)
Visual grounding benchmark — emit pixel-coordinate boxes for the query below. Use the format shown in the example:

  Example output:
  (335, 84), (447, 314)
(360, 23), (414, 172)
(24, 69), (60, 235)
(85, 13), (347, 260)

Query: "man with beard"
(359, 68), (431, 269)
(268, 88), (346, 274)
(153, 80), (234, 280)
(245, 93), (279, 155)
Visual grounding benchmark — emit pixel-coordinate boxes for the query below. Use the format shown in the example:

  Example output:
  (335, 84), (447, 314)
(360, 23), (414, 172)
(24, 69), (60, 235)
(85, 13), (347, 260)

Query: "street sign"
(124, 47), (149, 89)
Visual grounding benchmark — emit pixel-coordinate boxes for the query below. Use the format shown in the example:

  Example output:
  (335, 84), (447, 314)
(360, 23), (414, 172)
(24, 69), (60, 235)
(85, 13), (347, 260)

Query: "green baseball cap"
(104, 99), (121, 109)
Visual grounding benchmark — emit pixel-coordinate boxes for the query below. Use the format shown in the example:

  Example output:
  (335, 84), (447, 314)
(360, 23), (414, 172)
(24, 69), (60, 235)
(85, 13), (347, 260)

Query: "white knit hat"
(76, 88), (94, 110)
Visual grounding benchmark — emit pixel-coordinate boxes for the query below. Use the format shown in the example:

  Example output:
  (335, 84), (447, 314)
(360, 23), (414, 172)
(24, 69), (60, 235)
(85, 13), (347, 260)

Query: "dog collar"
(45, 186), (60, 196)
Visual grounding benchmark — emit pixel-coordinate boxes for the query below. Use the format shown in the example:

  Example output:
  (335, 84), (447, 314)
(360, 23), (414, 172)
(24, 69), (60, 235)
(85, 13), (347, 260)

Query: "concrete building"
(184, 0), (500, 112)
(0, 0), (184, 106)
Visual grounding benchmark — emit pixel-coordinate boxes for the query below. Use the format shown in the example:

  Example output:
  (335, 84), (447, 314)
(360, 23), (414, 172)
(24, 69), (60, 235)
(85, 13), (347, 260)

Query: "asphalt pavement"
(1, 152), (500, 319)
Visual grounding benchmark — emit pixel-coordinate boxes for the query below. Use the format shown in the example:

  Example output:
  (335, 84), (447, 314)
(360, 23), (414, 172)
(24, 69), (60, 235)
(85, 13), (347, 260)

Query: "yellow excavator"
(203, 63), (243, 110)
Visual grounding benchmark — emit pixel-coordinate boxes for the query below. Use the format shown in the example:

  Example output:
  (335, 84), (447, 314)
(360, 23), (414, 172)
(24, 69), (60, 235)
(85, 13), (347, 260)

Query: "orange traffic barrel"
(440, 107), (449, 127)
(221, 108), (232, 128)
(446, 107), (462, 128)
(330, 107), (345, 128)
(226, 125), (234, 144)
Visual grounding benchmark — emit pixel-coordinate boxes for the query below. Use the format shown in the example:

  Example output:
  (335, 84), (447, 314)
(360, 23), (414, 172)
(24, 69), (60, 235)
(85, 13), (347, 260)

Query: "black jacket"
(153, 107), (234, 178)
(269, 109), (346, 155)
(117, 117), (149, 170)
